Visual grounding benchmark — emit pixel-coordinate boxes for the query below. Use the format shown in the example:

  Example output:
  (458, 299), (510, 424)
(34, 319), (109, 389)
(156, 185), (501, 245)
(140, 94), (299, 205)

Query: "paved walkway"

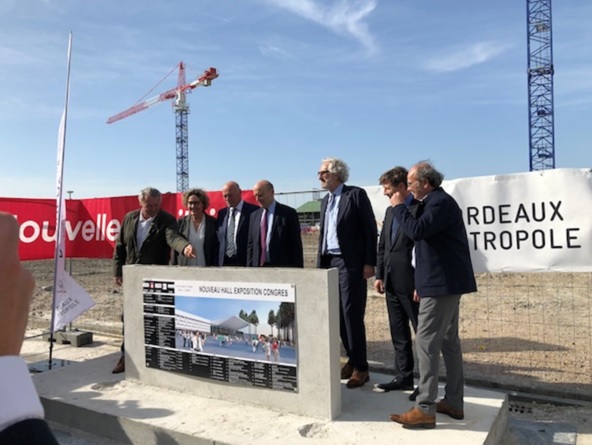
(22, 332), (507, 445)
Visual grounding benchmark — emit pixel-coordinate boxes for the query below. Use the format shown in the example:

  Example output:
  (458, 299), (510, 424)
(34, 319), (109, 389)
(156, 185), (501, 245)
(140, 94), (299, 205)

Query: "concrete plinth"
(43, 330), (94, 346)
(123, 265), (341, 420)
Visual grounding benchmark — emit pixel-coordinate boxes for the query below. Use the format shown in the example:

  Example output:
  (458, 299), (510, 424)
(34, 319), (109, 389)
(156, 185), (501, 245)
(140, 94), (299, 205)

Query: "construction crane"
(107, 62), (219, 191)
(527, 0), (555, 171)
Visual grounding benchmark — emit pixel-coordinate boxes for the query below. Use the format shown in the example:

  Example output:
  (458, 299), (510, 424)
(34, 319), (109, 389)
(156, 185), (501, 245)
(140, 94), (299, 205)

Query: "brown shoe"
(112, 357), (125, 374)
(436, 400), (464, 420)
(389, 407), (436, 429)
(340, 362), (354, 380)
(346, 370), (369, 388)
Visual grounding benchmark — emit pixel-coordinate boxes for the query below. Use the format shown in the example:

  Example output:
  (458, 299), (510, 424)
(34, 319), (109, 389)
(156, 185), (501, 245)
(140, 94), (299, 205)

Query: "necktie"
(390, 214), (399, 243)
(225, 208), (236, 257)
(259, 209), (268, 266)
(323, 193), (335, 254)
(328, 193), (335, 211)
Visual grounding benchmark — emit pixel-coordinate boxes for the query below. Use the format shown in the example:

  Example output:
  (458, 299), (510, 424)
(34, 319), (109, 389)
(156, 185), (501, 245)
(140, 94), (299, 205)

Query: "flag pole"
(49, 32), (73, 370)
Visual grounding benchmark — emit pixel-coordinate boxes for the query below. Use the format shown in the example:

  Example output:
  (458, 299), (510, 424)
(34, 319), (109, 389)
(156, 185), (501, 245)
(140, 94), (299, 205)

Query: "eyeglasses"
(317, 170), (331, 176)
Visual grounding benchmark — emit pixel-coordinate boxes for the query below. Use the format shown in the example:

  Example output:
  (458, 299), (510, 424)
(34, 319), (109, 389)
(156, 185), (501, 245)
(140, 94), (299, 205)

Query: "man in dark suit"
(389, 161), (477, 429)
(316, 157), (377, 389)
(217, 181), (258, 266)
(112, 186), (195, 373)
(0, 212), (59, 445)
(373, 167), (419, 396)
(247, 180), (303, 268)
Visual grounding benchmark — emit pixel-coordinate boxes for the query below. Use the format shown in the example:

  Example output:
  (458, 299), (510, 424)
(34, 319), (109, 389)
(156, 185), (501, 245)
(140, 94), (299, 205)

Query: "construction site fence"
(24, 243), (592, 403)
(22, 189), (592, 402)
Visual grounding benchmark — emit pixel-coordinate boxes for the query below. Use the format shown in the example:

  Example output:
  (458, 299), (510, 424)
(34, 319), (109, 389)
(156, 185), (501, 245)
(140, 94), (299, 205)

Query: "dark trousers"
(385, 283), (419, 382)
(322, 255), (368, 372)
(223, 255), (238, 266)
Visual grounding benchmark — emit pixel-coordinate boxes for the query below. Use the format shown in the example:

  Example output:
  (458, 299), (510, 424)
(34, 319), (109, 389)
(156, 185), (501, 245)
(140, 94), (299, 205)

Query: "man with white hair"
(317, 157), (377, 389)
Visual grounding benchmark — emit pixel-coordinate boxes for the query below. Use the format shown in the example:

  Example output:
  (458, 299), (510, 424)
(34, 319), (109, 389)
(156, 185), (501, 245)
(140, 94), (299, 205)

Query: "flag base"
(43, 330), (94, 347)
(28, 359), (72, 373)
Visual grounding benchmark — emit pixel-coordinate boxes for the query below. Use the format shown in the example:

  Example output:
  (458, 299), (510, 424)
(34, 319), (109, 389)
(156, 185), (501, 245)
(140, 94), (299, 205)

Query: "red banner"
(1, 191), (257, 260)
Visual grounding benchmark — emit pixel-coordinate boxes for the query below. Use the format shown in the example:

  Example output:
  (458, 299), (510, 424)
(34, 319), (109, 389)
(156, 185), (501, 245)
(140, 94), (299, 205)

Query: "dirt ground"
(23, 233), (592, 442)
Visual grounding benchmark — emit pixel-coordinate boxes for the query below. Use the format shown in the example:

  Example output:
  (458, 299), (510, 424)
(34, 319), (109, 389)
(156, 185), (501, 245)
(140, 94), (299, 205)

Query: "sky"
(1, 0), (591, 200)
(176, 296), (284, 325)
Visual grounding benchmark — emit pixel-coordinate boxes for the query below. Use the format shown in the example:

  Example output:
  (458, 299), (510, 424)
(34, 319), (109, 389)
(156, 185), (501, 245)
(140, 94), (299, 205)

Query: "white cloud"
(259, 44), (292, 60)
(260, 0), (378, 53)
(194, 11), (230, 23)
(423, 41), (512, 73)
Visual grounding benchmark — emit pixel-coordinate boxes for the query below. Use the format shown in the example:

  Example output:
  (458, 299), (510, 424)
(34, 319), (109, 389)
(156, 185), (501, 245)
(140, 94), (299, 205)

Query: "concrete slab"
(33, 352), (507, 445)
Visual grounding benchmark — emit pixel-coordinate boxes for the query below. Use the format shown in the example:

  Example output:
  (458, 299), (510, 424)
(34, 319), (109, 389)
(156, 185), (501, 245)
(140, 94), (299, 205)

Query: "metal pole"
(66, 190), (74, 331)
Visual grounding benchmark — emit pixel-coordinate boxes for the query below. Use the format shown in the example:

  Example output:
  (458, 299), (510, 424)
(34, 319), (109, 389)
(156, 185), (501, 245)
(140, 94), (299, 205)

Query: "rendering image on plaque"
(143, 279), (298, 391)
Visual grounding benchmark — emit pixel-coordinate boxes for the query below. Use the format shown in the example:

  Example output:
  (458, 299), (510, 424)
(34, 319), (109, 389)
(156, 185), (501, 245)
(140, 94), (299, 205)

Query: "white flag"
(53, 269), (95, 331)
(51, 33), (95, 331)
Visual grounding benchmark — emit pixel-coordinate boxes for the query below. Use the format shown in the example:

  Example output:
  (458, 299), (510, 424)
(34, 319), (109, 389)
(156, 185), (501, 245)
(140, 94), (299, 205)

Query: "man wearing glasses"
(388, 161), (476, 429)
(317, 157), (377, 389)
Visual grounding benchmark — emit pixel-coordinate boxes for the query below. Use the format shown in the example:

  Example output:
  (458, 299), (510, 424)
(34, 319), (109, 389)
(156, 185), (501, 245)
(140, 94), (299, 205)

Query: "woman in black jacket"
(172, 188), (219, 266)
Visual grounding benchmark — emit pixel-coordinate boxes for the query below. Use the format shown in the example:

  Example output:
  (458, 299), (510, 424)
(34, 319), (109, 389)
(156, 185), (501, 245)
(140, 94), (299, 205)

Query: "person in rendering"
(388, 161), (477, 429)
(262, 336), (271, 361)
(247, 180), (304, 268)
(0, 212), (59, 445)
(172, 188), (219, 266)
(192, 331), (203, 352)
(271, 337), (280, 363)
(316, 157), (377, 389)
(373, 167), (419, 399)
(216, 181), (258, 266)
(112, 186), (195, 374)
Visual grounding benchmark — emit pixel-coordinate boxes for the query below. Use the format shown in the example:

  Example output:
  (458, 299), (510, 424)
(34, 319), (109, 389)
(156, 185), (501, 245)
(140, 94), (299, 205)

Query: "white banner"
(174, 280), (295, 302)
(51, 33), (95, 331)
(365, 168), (592, 273)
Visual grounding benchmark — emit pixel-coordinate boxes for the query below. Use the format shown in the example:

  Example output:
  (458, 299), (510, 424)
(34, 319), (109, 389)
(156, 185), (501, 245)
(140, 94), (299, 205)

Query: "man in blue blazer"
(373, 167), (419, 397)
(217, 181), (258, 266)
(316, 157), (377, 389)
(389, 161), (477, 429)
(247, 180), (303, 268)
(0, 213), (59, 445)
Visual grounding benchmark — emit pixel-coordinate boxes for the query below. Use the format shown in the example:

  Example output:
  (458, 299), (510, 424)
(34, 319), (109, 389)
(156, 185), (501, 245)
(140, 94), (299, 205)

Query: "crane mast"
(527, 0), (555, 171)
(107, 62), (219, 191)
(175, 63), (190, 192)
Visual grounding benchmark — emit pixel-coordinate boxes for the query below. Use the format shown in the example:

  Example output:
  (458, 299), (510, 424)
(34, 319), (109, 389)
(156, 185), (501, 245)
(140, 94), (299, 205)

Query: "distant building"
(296, 200), (322, 228)
(212, 315), (252, 335)
(175, 309), (211, 333)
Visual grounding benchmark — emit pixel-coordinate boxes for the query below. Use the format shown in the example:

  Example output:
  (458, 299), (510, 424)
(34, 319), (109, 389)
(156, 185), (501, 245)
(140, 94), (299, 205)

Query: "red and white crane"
(107, 62), (219, 191)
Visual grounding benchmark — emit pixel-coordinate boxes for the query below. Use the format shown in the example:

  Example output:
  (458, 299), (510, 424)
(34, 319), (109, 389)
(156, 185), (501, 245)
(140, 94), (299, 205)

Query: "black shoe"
(408, 387), (419, 401)
(373, 378), (413, 393)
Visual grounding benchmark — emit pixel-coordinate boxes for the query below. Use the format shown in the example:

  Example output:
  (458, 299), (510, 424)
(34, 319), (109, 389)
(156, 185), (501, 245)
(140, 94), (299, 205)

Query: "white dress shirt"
(0, 356), (44, 432)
